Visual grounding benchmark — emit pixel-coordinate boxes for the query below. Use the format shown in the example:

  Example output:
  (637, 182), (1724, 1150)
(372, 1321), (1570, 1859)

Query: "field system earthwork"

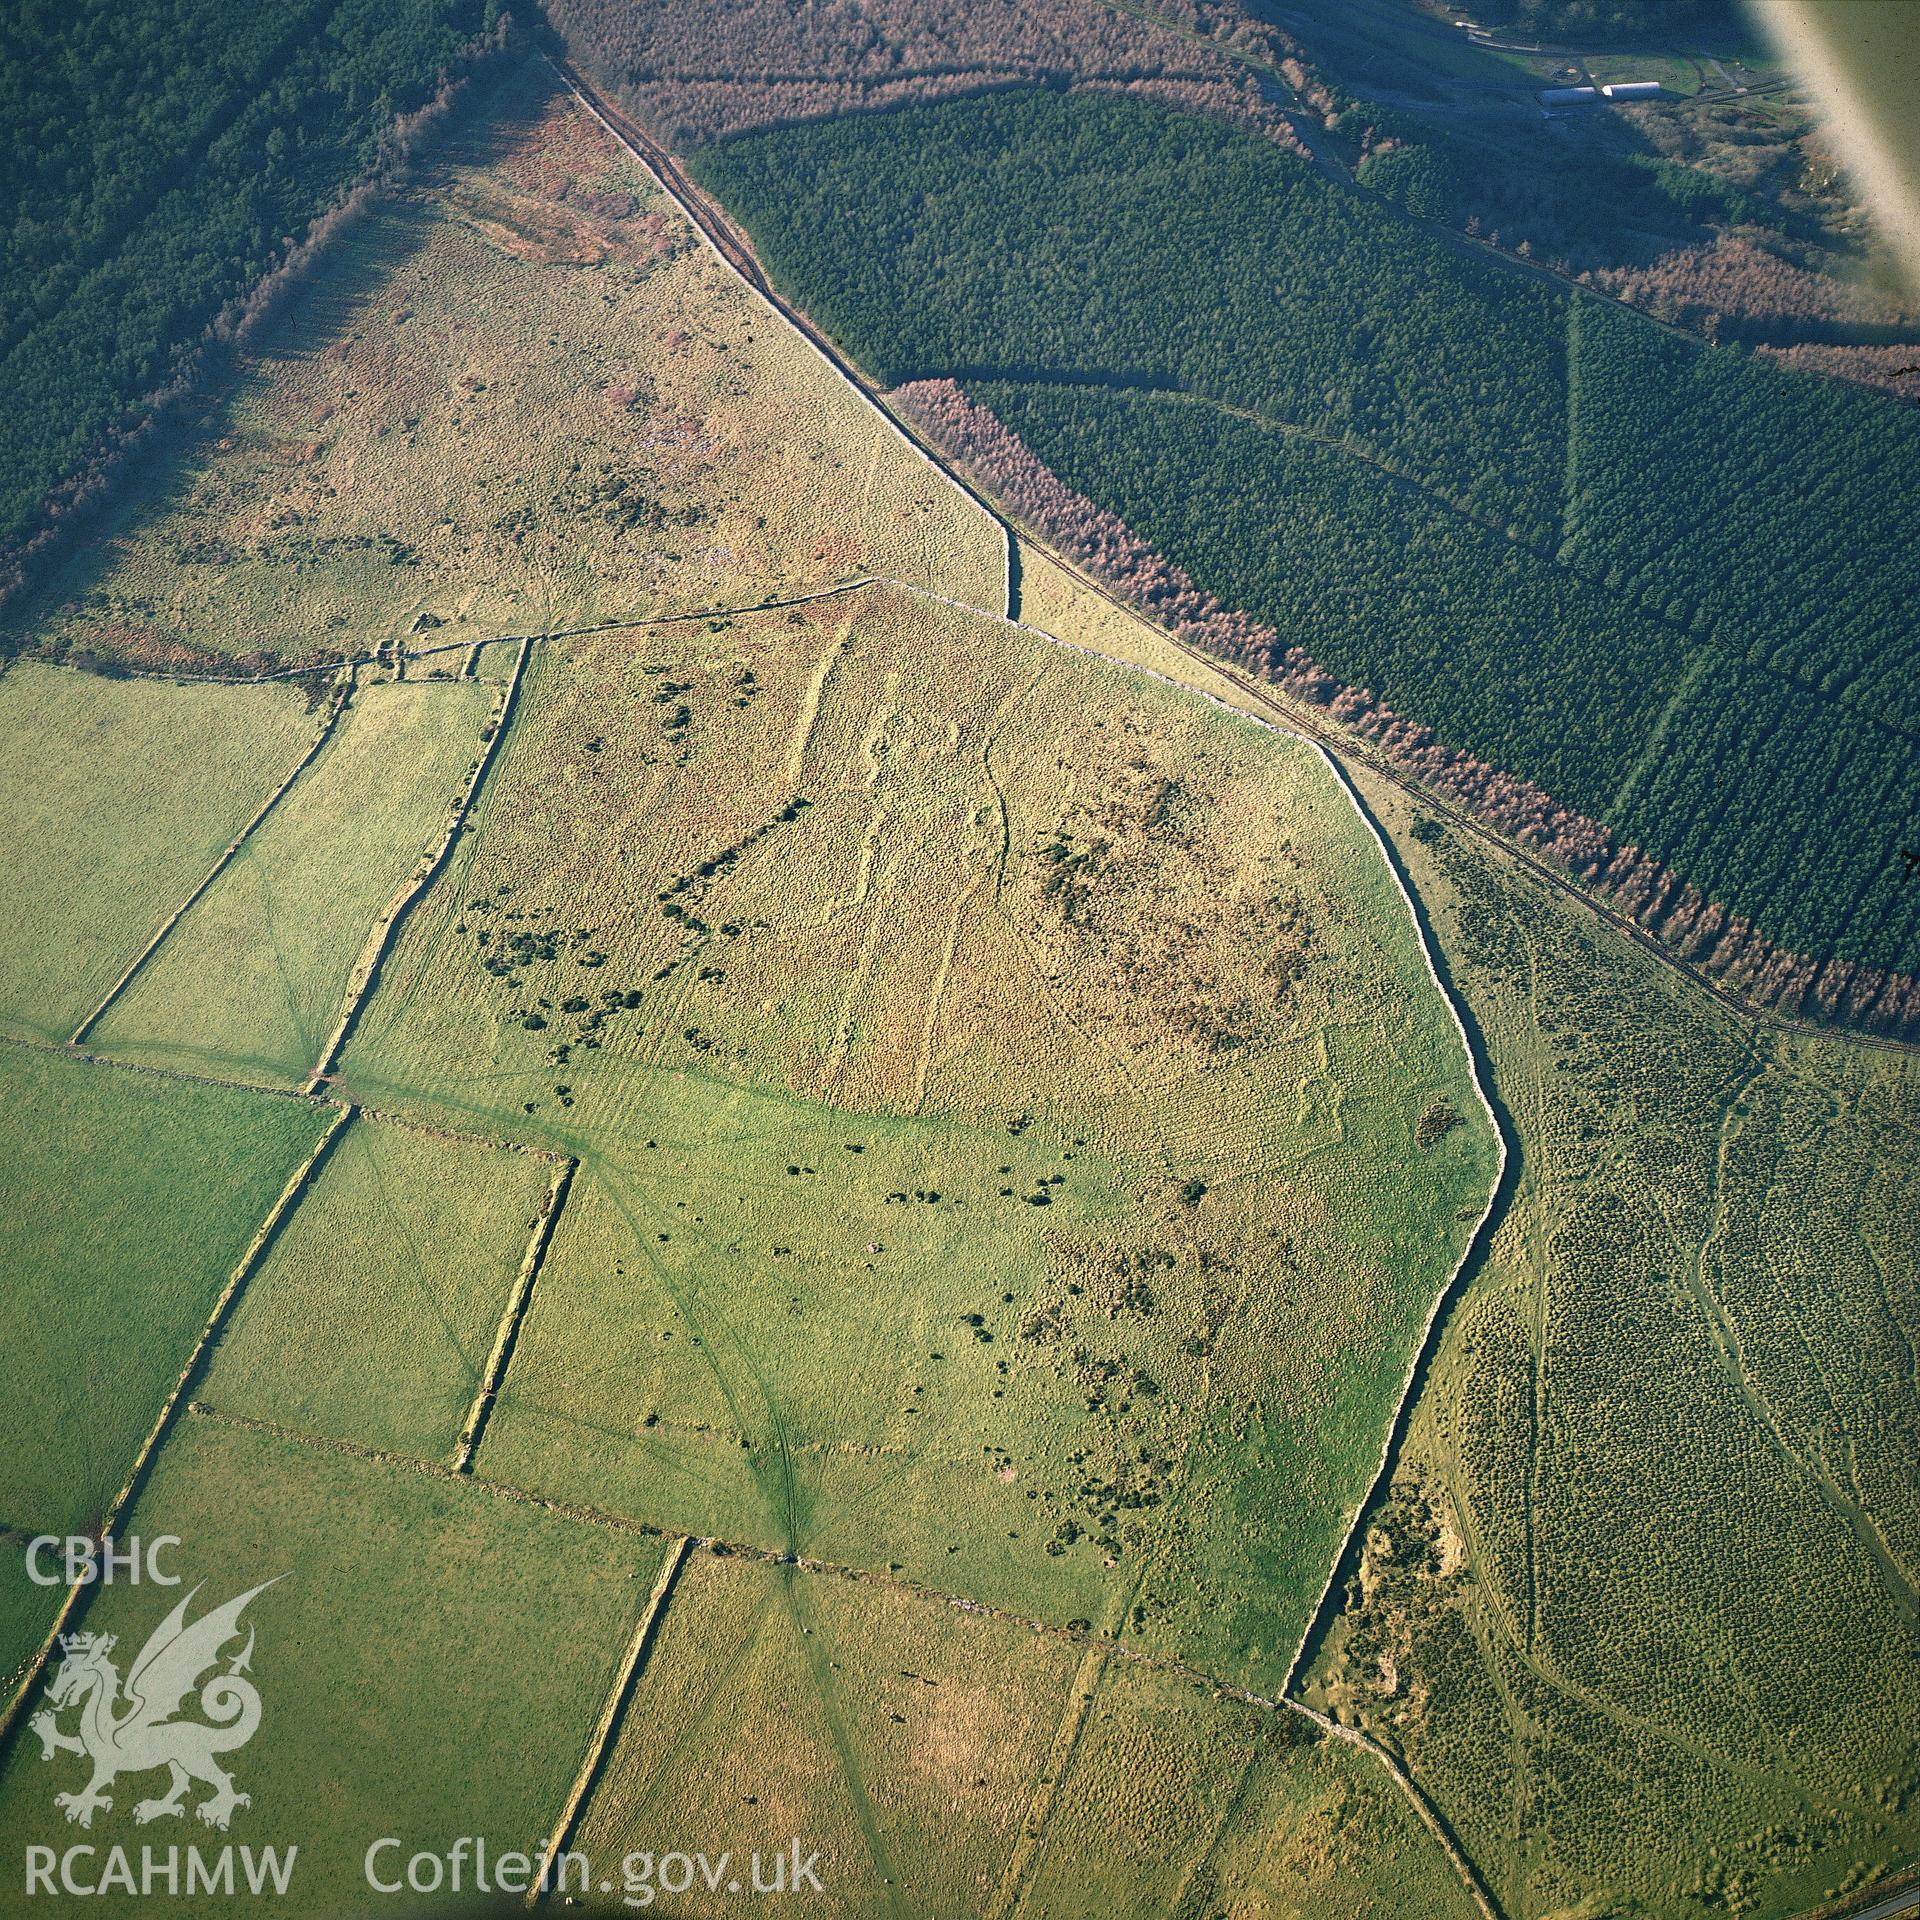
(0, 49), (1915, 1920)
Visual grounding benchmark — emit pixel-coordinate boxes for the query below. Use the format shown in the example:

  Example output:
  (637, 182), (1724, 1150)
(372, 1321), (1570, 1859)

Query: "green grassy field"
(0, 1045), (330, 1538)
(469, 1094), (1137, 1625)
(578, 1548), (1477, 1918)
(1581, 51), (1702, 93)
(338, 584), (1498, 1690)
(0, 664), (321, 1044)
(196, 1113), (559, 1461)
(0, 1413), (663, 1915)
(89, 678), (491, 1086)
(1303, 773), (1920, 1919)
(0, 1557), (62, 1726)
(1, 66), (1002, 674)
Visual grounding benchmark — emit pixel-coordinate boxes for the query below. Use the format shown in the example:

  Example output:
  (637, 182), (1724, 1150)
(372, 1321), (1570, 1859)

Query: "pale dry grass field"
(5, 67), (1003, 672)
(90, 676), (493, 1085)
(579, 1549), (1476, 1918)
(0, 663), (321, 1042)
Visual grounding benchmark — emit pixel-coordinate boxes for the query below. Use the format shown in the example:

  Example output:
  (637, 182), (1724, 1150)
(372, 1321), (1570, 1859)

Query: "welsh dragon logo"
(28, 1578), (282, 1831)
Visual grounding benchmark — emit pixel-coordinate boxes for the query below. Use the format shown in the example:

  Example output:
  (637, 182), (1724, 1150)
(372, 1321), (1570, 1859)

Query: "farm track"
(578, 1145), (809, 1557)
(976, 370), (1529, 544)
(982, 1634), (1114, 1920)
(41, 450), (1915, 1064)
(1686, 1054), (1920, 1631)
(782, 1567), (908, 1917)
(25, 53), (1899, 1068)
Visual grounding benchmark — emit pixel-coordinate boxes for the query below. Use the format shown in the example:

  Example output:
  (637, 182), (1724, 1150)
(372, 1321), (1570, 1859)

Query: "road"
(1837, 1887), (1920, 1920)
